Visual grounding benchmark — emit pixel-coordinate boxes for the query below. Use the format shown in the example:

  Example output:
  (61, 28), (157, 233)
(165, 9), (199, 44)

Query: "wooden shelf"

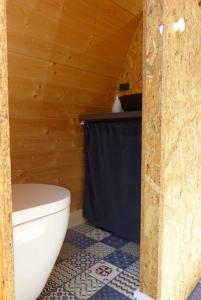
(79, 111), (142, 124)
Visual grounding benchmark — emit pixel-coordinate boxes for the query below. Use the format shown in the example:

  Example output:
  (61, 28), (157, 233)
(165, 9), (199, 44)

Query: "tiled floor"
(38, 223), (140, 300)
(188, 282), (201, 300)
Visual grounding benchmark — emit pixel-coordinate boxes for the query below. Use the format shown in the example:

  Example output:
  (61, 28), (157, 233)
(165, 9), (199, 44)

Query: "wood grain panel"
(141, 0), (201, 299)
(7, 0), (138, 65)
(112, 0), (143, 16)
(8, 29), (123, 78)
(0, 0), (14, 299)
(117, 15), (143, 95)
(158, 0), (201, 299)
(140, 0), (162, 298)
(7, 0), (140, 212)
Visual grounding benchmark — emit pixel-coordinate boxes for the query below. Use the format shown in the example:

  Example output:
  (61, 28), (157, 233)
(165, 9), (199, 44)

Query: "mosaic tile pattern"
(85, 228), (111, 241)
(121, 241), (140, 258)
(86, 260), (122, 284)
(65, 230), (96, 249)
(64, 229), (82, 241)
(90, 286), (130, 300)
(41, 287), (79, 300)
(58, 243), (80, 260)
(102, 234), (129, 249)
(105, 250), (138, 269)
(108, 270), (140, 299)
(49, 261), (81, 285)
(85, 242), (115, 258)
(66, 250), (100, 271)
(65, 272), (104, 299)
(38, 279), (60, 298)
(126, 259), (140, 276)
(73, 223), (95, 235)
(38, 223), (140, 300)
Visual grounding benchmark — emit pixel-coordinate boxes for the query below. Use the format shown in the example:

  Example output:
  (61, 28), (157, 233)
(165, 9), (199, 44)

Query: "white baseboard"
(69, 209), (86, 228)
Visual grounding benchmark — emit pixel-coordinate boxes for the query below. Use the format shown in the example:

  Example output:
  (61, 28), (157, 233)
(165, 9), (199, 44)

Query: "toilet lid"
(12, 184), (71, 226)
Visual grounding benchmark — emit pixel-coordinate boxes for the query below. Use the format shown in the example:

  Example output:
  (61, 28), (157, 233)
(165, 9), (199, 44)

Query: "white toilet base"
(14, 208), (69, 300)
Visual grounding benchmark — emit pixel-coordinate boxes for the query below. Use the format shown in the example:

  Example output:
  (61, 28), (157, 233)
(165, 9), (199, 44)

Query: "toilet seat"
(12, 184), (71, 226)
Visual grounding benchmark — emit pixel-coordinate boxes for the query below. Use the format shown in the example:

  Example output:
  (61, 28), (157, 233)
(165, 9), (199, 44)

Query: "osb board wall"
(117, 15), (143, 96)
(140, 0), (162, 298)
(158, 0), (201, 299)
(7, 0), (141, 211)
(141, 0), (201, 299)
(0, 0), (14, 299)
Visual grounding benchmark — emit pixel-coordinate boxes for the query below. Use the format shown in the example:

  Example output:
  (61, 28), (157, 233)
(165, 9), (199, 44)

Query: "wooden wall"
(117, 15), (143, 96)
(141, 0), (201, 299)
(7, 0), (142, 211)
(0, 0), (14, 299)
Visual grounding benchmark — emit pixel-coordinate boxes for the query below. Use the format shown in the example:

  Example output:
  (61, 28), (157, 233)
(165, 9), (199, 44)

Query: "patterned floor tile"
(85, 242), (115, 258)
(65, 272), (104, 300)
(85, 228), (111, 241)
(64, 229), (83, 242)
(188, 282), (201, 300)
(108, 270), (139, 299)
(38, 279), (60, 298)
(125, 260), (140, 276)
(58, 243), (81, 260)
(90, 286), (130, 300)
(86, 260), (122, 284)
(105, 250), (137, 269)
(73, 223), (95, 235)
(65, 231), (96, 249)
(66, 250), (100, 271)
(39, 224), (141, 300)
(39, 287), (79, 300)
(49, 260), (81, 285)
(120, 242), (140, 258)
(102, 235), (128, 249)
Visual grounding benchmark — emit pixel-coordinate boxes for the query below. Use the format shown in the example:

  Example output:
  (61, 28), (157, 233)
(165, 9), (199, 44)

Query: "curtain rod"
(79, 111), (142, 125)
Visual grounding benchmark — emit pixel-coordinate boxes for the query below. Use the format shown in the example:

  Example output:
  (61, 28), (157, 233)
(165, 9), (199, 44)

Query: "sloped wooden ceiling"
(7, 0), (143, 211)
(112, 0), (142, 16)
(117, 16), (143, 96)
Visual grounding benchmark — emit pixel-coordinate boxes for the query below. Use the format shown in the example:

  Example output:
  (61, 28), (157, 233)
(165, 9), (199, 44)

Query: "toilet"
(12, 184), (71, 300)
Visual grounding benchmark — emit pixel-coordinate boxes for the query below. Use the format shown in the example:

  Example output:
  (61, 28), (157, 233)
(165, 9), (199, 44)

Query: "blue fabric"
(83, 120), (141, 243)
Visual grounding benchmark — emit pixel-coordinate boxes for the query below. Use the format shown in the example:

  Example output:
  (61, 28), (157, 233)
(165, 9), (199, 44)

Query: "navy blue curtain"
(83, 120), (141, 243)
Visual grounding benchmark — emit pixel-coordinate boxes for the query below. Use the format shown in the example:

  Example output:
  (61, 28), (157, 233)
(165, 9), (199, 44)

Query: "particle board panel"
(140, 0), (162, 298)
(158, 1), (201, 299)
(7, 0), (140, 212)
(141, 0), (201, 299)
(0, 0), (14, 299)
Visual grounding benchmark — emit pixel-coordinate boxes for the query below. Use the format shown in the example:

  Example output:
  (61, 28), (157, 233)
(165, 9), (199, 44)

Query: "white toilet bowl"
(12, 184), (71, 300)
